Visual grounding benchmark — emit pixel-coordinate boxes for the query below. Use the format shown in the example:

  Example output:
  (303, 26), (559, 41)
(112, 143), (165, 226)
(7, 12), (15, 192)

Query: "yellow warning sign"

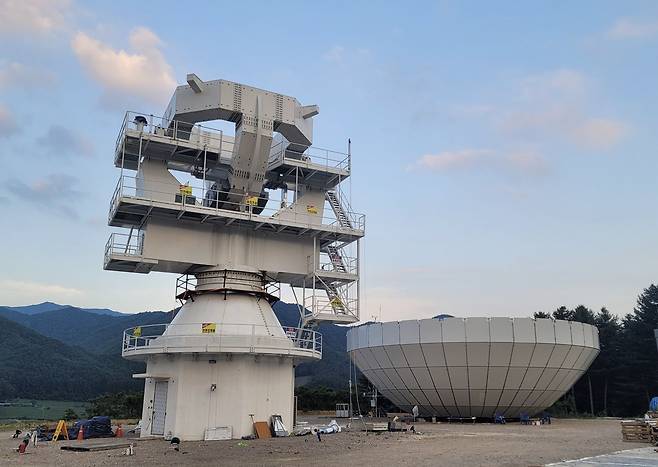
(330, 297), (343, 307)
(202, 322), (216, 334)
(179, 184), (192, 196)
(306, 205), (318, 214)
(133, 326), (142, 337)
(246, 196), (259, 206)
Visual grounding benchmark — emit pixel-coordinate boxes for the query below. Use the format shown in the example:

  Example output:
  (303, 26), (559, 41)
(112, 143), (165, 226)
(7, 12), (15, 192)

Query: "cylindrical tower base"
(130, 268), (312, 440)
(139, 352), (294, 440)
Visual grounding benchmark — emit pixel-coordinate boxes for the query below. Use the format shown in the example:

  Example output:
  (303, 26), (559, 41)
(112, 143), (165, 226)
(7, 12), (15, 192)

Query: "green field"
(0, 399), (89, 421)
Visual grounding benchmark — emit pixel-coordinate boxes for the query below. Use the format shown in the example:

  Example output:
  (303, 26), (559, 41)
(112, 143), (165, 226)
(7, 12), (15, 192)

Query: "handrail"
(121, 323), (322, 356)
(267, 139), (350, 172)
(116, 110), (350, 173)
(316, 257), (358, 275)
(105, 231), (144, 257)
(110, 174), (366, 232)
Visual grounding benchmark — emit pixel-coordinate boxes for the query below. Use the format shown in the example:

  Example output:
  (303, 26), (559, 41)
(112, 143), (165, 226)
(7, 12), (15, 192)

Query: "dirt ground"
(0, 418), (650, 466)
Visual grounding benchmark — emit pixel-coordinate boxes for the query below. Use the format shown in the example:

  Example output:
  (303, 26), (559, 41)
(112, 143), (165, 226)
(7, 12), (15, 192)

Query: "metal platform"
(115, 112), (350, 190)
(108, 176), (364, 245)
(104, 232), (359, 287)
(121, 323), (322, 361)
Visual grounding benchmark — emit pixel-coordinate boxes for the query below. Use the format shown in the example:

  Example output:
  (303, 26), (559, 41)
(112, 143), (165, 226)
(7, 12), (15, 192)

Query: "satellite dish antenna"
(105, 74), (365, 440)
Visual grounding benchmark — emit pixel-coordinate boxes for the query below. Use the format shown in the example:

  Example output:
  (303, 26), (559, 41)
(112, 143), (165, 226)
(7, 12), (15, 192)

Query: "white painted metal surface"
(107, 107), (363, 324)
(152, 381), (168, 435)
(205, 426), (232, 441)
(347, 317), (599, 418)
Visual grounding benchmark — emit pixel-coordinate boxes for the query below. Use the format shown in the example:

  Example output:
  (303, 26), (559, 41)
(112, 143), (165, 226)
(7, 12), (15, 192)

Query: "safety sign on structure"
(202, 323), (217, 334)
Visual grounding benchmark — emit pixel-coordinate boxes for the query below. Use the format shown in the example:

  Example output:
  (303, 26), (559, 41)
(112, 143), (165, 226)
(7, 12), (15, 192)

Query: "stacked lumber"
(621, 420), (651, 442)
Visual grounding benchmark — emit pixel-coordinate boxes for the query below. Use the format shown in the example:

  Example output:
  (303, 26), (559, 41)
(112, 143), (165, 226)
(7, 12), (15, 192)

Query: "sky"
(0, 0), (657, 322)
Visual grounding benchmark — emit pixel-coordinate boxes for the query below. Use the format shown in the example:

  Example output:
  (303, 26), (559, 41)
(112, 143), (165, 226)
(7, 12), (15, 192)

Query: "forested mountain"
(0, 302), (123, 317)
(0, 315), (143, 400)
(274, 303), (351, 387)
(0, 306), (172, 355)
(0, 301), (351, 401)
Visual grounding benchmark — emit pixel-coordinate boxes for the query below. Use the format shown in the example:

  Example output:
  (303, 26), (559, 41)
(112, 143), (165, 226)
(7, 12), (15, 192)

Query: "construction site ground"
(1, 417), (652, 466)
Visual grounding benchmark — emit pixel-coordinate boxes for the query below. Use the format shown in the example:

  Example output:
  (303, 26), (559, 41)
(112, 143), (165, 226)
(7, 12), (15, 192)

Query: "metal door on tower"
(152, 380), (168, 435)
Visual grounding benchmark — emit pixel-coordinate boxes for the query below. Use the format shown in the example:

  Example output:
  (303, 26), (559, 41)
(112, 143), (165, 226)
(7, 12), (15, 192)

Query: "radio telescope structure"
(348, 317), (599, 418)
(104, 74), (365, 440)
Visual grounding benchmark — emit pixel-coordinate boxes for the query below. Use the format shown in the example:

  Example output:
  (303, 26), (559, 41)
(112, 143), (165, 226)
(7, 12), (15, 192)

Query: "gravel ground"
(0, 418), (649, 466)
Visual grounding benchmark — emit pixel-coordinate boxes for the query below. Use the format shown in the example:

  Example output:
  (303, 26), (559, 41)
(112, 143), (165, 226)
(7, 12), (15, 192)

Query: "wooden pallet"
(621, 421), (651, 443)
(363, 422), (388, 432)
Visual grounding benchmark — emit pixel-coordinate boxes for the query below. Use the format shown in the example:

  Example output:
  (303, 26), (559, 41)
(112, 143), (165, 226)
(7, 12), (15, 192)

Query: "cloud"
(322, 45), (371, 65)
(608, 18), (658, 39)
(5, 173), (82, 218)
(500, 108), (627, 150)
(37, 125), (94, 157)
(0, 62), (57, 90)
(452, 104), (494, 118)
(323, 46), (345, 63)
(503, 148), (548, 175)
(0, 279), (83, 304)
(411, 149), (494, 171)
(364, 286), (439, 322)
(0, 104), (19, 138)
(520, 69), (587, 100)
(570, 118), (628, 149)
(71, 27), (176, 106)
(0, 0), (72, 36)
(498, 69), (628, 150)
(410, 148), (547, 176)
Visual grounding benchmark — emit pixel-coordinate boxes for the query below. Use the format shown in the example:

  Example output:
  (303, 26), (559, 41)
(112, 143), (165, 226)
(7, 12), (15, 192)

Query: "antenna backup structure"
(104, 74), (365, 440)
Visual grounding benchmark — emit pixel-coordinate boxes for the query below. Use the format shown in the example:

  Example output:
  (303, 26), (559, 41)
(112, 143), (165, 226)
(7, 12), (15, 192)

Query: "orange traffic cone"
(115, 424), (124, 438)
(76, 425), (84, 441)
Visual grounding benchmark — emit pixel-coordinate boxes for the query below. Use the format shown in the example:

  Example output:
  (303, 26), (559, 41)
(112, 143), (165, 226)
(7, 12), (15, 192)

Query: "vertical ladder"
(326, 245), (347, 272)
(326, 191), (352, 228)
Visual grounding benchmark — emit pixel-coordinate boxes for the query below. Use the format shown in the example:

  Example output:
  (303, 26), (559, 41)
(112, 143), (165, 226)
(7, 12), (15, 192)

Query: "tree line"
(536, 284), (658, 417)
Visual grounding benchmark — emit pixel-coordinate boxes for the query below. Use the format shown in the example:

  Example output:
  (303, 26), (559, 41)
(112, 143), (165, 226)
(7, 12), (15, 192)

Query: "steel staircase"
(326, 283), (345, 312)
(326, 245), (347, 273)
(326, 191), (352, 228)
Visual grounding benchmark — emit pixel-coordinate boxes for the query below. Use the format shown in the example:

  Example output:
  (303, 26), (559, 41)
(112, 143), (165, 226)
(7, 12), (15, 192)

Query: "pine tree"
(552, 306), (573, 321)
(591, 307), (622, 415)
(618, 285), (658, 415)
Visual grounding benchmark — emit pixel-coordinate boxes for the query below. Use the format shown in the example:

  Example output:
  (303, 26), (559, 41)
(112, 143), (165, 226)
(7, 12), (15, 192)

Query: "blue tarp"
(649, 397), (658, 412)
(67, 416), (115, 439)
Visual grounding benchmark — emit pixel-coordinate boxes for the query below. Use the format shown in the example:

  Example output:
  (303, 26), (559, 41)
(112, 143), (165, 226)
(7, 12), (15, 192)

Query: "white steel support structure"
(105, 74), (364, 440)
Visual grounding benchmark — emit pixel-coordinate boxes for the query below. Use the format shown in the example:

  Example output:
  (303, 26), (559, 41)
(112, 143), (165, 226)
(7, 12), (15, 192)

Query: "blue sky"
(1, 0), (657, 321)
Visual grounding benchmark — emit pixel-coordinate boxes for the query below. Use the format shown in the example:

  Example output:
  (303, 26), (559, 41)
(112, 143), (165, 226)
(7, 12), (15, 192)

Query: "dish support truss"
(106, 86), (364, 327)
